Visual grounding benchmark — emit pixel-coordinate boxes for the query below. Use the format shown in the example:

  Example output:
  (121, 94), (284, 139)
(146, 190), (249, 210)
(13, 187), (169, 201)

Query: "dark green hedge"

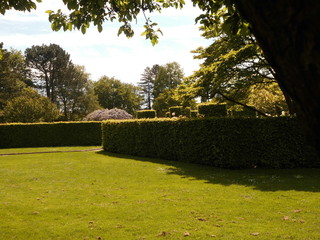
(230, 107), (257, 118)
(169, 106), (183, 117)
(0, 122), (101, 148)
(136, 110), (157, 119)
(169, 106), (191, 118)
(198, 103), (227, 117)
(102, 118), (318, 169)
(190, 110), (198, 118)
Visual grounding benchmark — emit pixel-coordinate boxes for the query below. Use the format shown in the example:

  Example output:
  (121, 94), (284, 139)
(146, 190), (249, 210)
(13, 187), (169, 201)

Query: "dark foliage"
(102, 117), (318, 169)
(0, 122), (101, 148)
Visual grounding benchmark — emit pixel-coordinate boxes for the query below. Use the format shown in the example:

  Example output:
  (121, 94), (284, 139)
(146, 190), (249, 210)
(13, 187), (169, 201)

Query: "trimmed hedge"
(0, 122), (101, 148)
(102, 117), (318, 169)
(198, 103), (227, 117)
(229, 105), (257, 118)
(136, 110), (156, 119)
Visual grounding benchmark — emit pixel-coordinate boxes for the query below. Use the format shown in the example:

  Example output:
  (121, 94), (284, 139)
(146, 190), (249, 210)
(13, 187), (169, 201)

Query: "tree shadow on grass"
(96, 151), (320, 193)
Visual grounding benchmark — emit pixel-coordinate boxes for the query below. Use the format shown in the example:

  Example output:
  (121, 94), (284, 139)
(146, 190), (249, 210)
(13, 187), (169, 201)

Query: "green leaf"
(51, 23), (56, 31)
(67, 22), (73, 31)
(151, 37), (158, 46)
(81, 25), (87, 34)
(30, 2), (37, 10)
(97, 24), (103, 33)
(141, 31), (147, 36)
(67, 0), (78, 10)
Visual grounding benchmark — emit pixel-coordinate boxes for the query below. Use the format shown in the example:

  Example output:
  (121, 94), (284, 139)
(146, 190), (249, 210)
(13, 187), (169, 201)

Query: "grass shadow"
(96, 150), (320, 193)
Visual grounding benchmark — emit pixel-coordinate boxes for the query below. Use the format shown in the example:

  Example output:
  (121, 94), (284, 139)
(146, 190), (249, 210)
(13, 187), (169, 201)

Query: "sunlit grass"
(0, 146), (101, 155)
(0, 147), (319, 239)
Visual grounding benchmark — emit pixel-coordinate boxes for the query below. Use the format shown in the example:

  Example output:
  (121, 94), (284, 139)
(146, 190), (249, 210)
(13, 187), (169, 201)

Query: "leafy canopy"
(47, 0), (186, 46)
(0, 0), (247, 45)
(3, 88), (59, 123)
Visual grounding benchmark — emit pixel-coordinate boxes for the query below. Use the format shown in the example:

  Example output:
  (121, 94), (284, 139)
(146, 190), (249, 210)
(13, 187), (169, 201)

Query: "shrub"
(231, 109), (257, 118)
(3, 88), (59, 123)
(198, 103), (227, 117)
(84, 108), (132, 121)
(165, 112), (171, 118)
(0, 122), (101, 148)
(136, 110), (156, 119)
(102, 117), (318, 169)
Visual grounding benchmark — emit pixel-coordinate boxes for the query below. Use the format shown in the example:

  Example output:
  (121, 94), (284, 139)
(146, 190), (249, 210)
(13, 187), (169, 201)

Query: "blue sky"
(0, 0), (211, 84)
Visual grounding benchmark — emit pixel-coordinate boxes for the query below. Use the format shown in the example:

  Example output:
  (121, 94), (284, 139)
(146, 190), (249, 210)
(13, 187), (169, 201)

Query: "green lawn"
(0, 147), (319, 240)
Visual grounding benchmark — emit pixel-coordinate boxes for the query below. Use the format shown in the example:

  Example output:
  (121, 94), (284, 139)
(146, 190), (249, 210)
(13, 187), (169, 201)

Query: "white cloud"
(0, 0), (210, 84)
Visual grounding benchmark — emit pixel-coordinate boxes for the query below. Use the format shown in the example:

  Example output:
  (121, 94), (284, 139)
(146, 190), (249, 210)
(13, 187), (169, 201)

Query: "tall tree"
(25, 44), (71, 103)
(138, 64), (159, 109)
(186, 33), (289, 116)
(56, 65), (100, 120)
(153, 62), (184, 99)
(0, 44), (29, 110)
(233, 1), (320, 153)
(94, 76), (141, 114)
(153, 89), (180, 116)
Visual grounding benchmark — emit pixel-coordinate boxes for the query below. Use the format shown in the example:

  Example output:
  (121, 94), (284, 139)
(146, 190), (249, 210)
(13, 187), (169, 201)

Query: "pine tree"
(138, 64), (159, 109)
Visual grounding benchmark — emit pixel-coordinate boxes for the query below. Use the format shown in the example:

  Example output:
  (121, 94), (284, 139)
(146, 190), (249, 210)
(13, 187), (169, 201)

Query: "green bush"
(0, 122), (101, 148)
(229, 105), (257, 118)
(198, 103), (227, 117)
(136, 110), (156, 119)
(102, 118), (318, 169)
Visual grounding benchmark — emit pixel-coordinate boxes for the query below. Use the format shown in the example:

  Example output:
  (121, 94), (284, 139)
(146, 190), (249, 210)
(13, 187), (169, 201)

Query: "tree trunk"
(235, 0), (320, 157)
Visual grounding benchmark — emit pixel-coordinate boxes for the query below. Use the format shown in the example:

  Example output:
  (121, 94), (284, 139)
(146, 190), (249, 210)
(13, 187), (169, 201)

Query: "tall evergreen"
(138, 64), (159, 109)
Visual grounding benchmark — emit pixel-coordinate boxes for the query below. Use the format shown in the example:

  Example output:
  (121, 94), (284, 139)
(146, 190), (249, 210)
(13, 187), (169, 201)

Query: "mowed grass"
(0, 148), (319, 240)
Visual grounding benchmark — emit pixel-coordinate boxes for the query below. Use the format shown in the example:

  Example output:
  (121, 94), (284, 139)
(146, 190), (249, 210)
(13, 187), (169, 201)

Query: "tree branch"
(217, 90), (268, 117)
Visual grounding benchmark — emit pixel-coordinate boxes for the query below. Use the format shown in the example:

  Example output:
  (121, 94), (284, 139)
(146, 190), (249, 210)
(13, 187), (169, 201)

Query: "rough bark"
(235, 0), (320, 156)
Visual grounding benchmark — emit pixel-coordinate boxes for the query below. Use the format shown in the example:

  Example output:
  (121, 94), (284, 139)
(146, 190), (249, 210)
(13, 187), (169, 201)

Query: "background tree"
(153, 62), (184, 99)
(3, 88), (59, 123)
(25, 44), (71, 103)
(185, 33), (289, 116)
(94, 76), (141, 114)
(56, 65), (100, 120)
(138, 64), (159, 109)
(247, 83), (288, 117)
(152, 89), (180, 117)
(120, 82), (142, 114)
(139, 62), (185, 116)
(0, 44), (29, 110)
(0, 44), (31, 122)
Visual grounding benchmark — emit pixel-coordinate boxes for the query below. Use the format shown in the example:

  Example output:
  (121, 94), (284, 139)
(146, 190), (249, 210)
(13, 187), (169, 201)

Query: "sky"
(0, 0), (211, 85)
